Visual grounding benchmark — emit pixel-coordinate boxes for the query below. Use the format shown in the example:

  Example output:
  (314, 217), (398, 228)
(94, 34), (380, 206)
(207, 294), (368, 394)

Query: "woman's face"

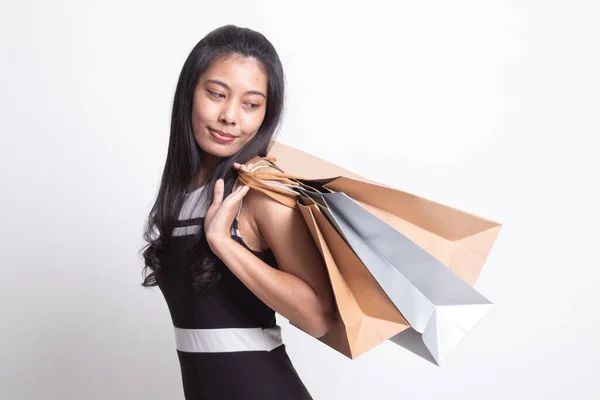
(191, 55), (268, 161)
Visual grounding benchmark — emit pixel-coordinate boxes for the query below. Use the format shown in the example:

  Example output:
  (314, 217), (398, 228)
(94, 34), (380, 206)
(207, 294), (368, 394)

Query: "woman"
(141, 25), (334, 399)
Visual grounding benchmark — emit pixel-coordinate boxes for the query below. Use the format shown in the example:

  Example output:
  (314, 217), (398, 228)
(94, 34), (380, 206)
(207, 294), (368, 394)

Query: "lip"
(209, 128), (238, 143)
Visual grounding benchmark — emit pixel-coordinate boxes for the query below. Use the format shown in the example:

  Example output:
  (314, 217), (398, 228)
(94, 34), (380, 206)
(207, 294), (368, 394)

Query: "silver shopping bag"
(299, 188), (493, 365)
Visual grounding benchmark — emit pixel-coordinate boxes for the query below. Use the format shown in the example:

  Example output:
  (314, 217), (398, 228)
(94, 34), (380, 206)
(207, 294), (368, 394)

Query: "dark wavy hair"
(140, 25), (285, 291)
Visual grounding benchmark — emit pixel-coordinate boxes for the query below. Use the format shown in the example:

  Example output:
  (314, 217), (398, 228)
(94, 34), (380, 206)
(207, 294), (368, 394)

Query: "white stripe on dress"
(174, 326), (283, 353)
(172, 225), (201, 236)
(173, 186), (207, 237)
(178, 186), (209, 220)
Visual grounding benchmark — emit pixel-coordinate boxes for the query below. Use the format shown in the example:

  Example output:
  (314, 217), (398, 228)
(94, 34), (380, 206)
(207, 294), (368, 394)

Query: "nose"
(218, 99), (238, 126)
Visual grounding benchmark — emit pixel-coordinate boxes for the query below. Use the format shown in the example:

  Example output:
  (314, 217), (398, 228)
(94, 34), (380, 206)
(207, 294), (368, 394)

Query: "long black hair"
(140, 25), (285, 291)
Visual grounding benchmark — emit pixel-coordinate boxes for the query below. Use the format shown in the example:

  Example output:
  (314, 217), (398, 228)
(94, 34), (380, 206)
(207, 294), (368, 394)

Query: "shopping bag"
(267, 141), (501, 287)
(240, 159), (411, 360)
(303, 187), (493, 365)
(240, 143), (502, 364)
(299, 197), (411, 359)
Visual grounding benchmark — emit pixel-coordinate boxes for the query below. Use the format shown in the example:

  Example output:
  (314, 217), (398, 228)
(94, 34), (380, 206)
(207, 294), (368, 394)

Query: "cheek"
(241, 110), (267, 138)
(192, 98), (217, 128)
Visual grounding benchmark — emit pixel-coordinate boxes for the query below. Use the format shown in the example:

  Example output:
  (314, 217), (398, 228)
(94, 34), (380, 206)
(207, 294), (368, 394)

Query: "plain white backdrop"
(1, 1), (599, 399)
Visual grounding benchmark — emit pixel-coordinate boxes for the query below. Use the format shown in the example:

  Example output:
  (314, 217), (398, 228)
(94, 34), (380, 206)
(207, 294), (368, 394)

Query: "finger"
(224, 185), (249, 205)
(232, 179), (241, 192)
(211, 179), (224, 207)
(233, 185), (250, 198)
(233, 162), (241, 170)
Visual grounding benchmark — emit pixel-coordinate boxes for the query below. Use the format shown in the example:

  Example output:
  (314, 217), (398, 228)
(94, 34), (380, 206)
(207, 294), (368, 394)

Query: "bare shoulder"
(241, 164), (306, 247)
(242, 167), (332, 305)
(243, 165), (292, 218)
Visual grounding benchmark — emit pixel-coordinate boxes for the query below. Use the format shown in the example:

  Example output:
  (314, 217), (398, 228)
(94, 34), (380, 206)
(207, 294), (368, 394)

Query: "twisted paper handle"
(237, 156), (319, 209)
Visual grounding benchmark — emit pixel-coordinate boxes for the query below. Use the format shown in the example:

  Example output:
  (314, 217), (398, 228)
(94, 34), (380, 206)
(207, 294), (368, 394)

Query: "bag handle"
(237, 156), (322, 209)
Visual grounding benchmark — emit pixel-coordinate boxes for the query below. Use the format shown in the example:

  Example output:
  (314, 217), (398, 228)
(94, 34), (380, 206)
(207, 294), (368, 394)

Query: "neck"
(195, 151), (220, 188)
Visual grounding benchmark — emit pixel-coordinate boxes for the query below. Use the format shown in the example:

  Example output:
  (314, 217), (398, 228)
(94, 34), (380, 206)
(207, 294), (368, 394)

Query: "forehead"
(201, 55), (268, 92)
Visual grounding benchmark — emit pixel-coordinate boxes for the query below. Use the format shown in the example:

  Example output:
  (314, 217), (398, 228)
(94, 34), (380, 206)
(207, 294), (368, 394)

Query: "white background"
(1, 1), (599, 399)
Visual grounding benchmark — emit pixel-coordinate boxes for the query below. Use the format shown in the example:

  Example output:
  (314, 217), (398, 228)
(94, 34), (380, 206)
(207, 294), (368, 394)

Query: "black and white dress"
(158, 186), (314, 400)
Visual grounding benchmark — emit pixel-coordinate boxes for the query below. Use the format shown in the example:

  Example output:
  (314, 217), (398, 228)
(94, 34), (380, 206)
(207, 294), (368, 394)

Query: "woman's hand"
(204, 163), (250, 250)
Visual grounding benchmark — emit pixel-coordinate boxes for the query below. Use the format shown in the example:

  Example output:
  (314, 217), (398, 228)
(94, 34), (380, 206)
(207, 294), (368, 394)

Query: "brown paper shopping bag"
(266, 141), (502, 286)
(238, 158), (410, 359)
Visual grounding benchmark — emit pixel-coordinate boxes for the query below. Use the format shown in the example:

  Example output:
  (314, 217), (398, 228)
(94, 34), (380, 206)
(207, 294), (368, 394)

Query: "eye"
(245, 102), (261, 109)
(207, 90), (225, 99)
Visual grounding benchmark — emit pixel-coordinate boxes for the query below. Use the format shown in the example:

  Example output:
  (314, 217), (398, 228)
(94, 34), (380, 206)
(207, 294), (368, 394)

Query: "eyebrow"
(205, 79), (266, 99)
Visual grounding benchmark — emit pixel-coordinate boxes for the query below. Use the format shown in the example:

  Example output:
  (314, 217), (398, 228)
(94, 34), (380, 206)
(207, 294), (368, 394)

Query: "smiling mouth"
(209, 128), (238, 143)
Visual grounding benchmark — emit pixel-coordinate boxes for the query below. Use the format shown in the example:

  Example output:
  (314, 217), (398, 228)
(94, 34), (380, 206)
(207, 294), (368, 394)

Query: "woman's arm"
(207, 180), (335, 338)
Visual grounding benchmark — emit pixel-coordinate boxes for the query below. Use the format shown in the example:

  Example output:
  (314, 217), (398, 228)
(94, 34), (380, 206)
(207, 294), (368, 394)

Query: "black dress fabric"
(157, 187), (314, 399)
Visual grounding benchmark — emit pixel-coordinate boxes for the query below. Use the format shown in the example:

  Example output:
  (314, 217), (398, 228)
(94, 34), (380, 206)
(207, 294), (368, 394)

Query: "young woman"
(141, 25), (334, 399)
